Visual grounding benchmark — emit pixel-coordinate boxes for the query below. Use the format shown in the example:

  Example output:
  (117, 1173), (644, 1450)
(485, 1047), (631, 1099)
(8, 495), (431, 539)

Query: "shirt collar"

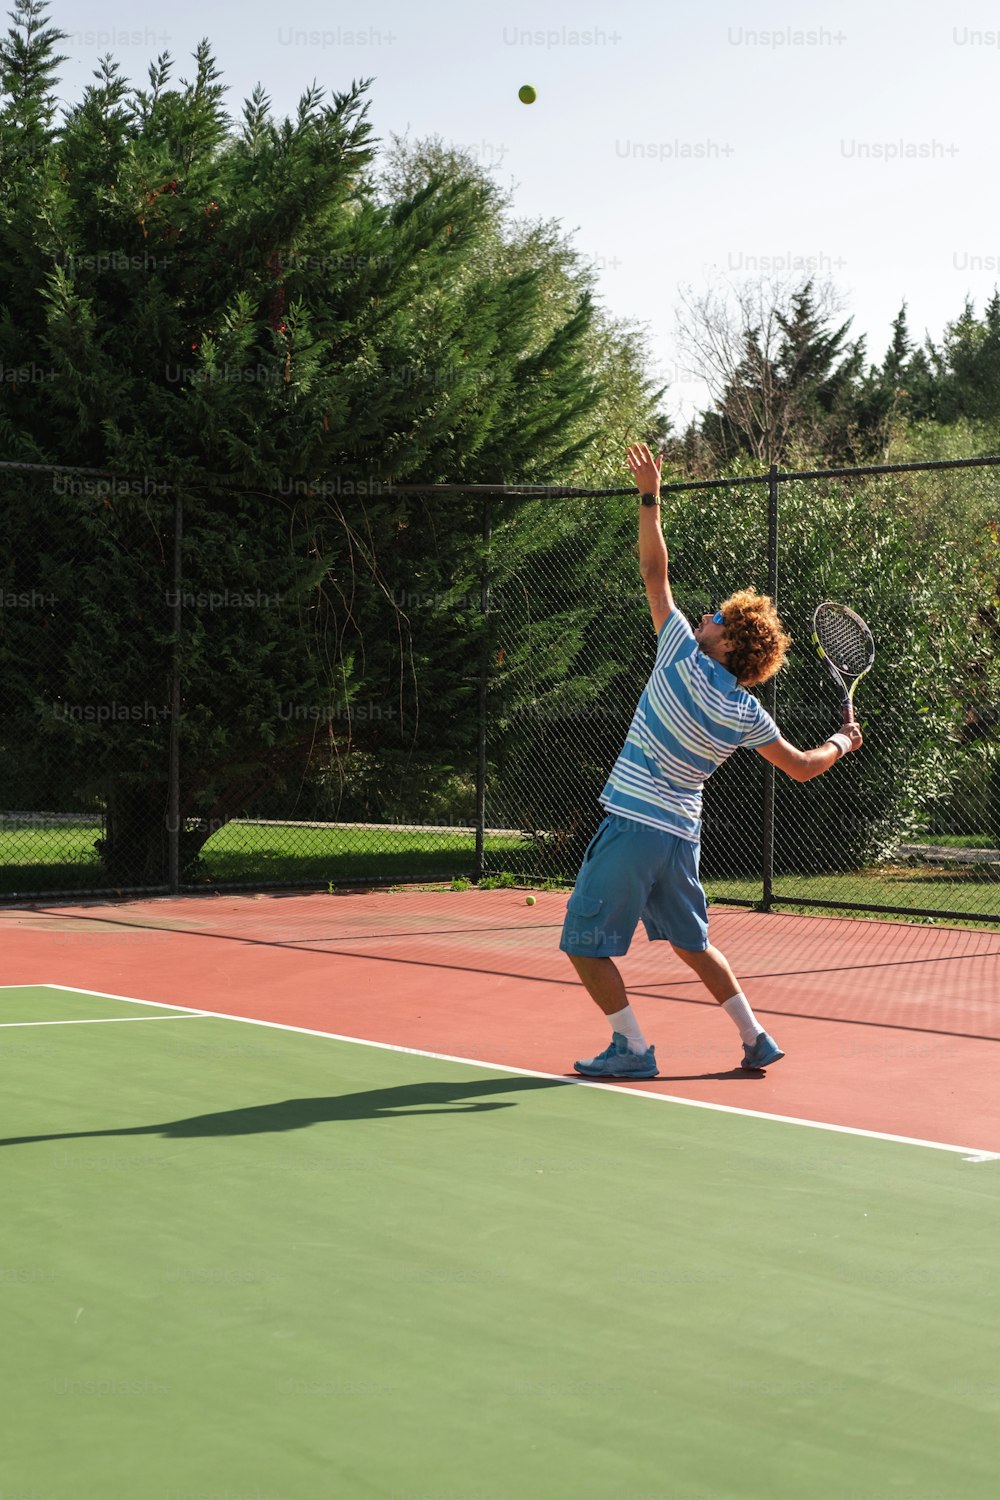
(697, 647), (738, 691)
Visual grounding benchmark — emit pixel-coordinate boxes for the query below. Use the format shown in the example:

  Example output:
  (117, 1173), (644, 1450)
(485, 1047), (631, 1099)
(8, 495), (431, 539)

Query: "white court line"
(0, 1014), (208, 1028)
(31, 982), (1000, 1164)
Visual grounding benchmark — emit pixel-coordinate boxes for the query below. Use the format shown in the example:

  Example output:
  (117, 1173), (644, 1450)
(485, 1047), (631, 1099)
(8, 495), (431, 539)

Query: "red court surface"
(2, 889), (998, 1153)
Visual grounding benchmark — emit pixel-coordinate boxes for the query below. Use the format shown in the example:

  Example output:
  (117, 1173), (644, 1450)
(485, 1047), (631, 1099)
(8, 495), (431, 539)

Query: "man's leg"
(566, 953), (629, 1015)
(668, 942), (741, 1003)
(670, 942), (784, 1068)
(558, 817), (658, 1073)
(648, 837), (783, 1067)
(566, 953), (651, 1061)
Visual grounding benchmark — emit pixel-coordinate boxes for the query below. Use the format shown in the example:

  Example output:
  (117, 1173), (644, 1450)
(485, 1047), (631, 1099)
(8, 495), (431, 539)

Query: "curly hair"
(719, 589), (791, 688)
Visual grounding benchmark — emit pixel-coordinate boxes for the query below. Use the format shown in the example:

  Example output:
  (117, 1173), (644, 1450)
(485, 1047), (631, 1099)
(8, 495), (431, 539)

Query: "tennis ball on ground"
(525, 894), (536, 905)
(518, 84), (537, 104)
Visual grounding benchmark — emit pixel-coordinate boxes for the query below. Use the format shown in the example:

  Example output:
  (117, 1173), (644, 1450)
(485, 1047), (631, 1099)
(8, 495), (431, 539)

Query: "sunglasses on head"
(712, 610), (725, 625)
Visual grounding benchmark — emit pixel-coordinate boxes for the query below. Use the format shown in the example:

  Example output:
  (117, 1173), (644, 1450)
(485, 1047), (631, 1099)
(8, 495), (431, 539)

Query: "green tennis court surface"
(3, 986), (998, 1499)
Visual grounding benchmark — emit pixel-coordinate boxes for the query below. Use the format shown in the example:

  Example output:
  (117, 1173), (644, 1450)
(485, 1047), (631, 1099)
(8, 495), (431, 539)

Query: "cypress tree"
(0, 4), (612, 884)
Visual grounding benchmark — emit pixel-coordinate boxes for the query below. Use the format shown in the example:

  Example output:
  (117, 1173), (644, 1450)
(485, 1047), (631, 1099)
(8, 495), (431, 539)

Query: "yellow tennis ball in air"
(518, 85), (537, 105)
(525, 894), (536, 905)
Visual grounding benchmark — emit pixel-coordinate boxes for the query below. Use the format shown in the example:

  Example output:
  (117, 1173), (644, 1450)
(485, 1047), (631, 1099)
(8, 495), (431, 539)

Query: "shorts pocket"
(582, 819), (611, 864)
(565, 893), (603, 919)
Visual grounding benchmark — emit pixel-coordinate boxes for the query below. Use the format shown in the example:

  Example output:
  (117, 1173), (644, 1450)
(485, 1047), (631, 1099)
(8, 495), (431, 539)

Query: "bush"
(485, 473), (979, 879)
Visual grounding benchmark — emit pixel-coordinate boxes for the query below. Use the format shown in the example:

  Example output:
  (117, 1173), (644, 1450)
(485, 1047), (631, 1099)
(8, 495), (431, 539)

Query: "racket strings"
(816, 610), (872, 676)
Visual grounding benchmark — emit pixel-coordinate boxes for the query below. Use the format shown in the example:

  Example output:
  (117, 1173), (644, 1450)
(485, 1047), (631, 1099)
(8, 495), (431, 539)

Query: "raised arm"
(756, 723), (863, 782)
(625, 442), (673, 634)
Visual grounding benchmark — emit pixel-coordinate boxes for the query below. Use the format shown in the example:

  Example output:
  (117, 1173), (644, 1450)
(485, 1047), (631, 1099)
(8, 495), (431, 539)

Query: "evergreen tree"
(852, 303), (943, 452)
(690, 280), (868, 467)
(772, 281), (866, 461)
(883, 302), (912, 386)
(375, 132), (670, 484)
(0, 4), (614, 885)
(939, 291), (1000, 422)
(0, 0), (63, 144)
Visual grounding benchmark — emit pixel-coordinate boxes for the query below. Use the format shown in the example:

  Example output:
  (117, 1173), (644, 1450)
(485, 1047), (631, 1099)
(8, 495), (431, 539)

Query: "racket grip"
(841, 700), (854, 727)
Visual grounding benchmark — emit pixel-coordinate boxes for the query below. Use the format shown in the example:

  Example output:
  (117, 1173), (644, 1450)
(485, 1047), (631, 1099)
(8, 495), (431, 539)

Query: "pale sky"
(48, 0), (1000, 428)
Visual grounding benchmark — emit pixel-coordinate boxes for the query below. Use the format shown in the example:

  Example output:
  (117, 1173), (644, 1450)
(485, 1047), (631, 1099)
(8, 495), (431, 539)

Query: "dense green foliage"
(1, 2), (998, 899)
(483, 475), (997, 879)
(0, 2), (662, 883)
(677, 284), (1000, 471)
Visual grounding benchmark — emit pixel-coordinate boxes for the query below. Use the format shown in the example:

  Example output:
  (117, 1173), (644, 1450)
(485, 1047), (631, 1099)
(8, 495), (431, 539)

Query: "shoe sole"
(741, 1048), (785, 1070)
(573, 1063), (658, 1079)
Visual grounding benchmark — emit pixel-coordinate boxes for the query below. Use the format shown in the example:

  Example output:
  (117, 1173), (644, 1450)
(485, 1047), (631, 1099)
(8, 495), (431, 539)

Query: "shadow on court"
(561, 1068), (763, 1083)
(662, 1069), (764, 1081)
(0, 1076), (565, 1149)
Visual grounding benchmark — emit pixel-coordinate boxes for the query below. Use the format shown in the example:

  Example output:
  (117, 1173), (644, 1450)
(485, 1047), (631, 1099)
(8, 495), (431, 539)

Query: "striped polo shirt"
(600, 608), (780, 842)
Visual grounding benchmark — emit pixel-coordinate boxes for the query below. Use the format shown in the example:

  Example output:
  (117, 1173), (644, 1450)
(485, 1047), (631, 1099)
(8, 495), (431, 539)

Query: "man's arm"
(756, 724), (863, 782)
(640, 502), (673, 635)
(625, 442), (673, 633)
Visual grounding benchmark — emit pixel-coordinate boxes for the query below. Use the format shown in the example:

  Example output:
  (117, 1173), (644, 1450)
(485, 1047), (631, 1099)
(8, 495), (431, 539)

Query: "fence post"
(474, 496), (492, 883)
(167, 489), (182, 894)
(760, 463), (779, 910)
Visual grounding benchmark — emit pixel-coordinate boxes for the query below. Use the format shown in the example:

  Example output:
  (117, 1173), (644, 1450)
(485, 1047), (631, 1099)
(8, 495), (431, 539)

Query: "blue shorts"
(558, 812), (709, 958)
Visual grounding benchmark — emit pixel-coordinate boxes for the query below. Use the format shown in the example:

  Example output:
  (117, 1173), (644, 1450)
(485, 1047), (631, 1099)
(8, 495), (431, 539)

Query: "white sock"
(721, 993), (763, 1046)
(607, 1005), (648, 1054)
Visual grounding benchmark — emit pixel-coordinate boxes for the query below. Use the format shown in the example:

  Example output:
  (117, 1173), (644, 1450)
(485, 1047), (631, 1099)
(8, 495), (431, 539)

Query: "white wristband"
(826, 733), (852, 758)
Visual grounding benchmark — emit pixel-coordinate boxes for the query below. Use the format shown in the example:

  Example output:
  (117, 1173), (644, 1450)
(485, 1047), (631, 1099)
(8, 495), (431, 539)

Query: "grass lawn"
(199, 823), (526, 886)
(914, 834), (999, 849)
(1, 819), (998, 925)
(0, 819), (522, 895)
(705, 867), (1000, 927)
(0, 821), (107, 895)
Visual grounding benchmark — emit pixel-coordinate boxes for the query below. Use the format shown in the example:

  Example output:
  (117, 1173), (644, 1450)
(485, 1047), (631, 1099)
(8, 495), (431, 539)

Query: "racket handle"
(841, 700), (854, 727)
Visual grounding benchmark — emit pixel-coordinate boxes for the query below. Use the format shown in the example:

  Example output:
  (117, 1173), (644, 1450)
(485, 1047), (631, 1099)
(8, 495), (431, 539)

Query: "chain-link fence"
(3, 456), (999, 923)
(0, 463), (485, 899)
(481, 458), (1000, 927)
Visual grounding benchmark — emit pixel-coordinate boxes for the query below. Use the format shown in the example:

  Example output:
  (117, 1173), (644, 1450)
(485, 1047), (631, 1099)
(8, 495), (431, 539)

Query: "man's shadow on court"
(658, 1068), (768, 1082)
(0, 1067), (764, 1151)
(0, 1077), (563, 1149)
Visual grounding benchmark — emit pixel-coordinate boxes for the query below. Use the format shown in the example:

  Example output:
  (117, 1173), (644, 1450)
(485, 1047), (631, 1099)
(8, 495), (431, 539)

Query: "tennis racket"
(811, 601), (875, 726)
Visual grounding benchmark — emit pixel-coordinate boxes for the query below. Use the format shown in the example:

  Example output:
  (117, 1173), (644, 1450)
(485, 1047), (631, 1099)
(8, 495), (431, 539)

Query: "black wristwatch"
(640, 492), (659, 507)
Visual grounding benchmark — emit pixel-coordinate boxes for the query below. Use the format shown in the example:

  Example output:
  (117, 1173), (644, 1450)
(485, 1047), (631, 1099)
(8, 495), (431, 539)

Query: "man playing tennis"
(562, 442), (863, 1078)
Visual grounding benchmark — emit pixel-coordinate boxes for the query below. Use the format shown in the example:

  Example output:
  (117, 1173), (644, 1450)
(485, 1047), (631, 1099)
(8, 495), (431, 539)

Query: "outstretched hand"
(626, 442), (663, 496)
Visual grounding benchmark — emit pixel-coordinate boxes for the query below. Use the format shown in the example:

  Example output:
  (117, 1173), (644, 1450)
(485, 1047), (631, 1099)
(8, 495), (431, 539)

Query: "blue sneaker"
(574, 1032), (658, 1079)
(741, 1032), (785, 1070)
